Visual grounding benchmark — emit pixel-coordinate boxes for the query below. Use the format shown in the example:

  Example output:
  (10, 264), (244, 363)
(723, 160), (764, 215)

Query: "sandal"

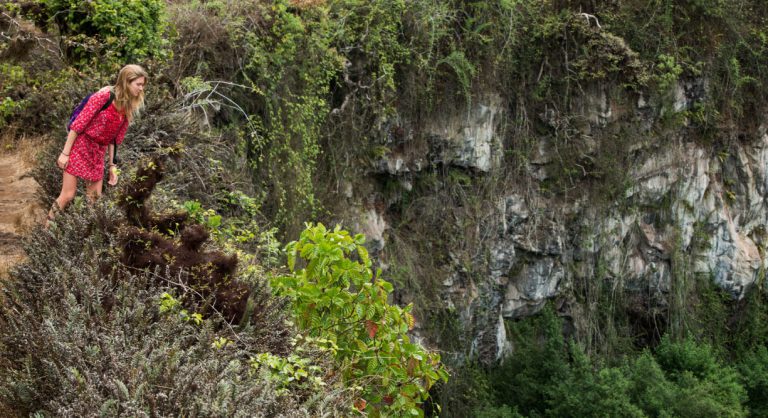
(45, 202), (61, 229)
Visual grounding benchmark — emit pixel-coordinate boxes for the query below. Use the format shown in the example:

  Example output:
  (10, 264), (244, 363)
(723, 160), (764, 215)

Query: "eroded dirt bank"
(0, 142), (44, 277)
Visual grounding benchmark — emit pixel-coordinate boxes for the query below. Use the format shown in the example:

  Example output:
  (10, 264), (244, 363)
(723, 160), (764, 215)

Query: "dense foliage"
(479, 306), (753, 418)
(2, 0), (768, 416)
(21, 0), (169, 68)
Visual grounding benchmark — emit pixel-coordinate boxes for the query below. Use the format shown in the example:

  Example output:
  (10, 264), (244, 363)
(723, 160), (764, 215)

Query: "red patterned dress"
(66, 87), (129, 182)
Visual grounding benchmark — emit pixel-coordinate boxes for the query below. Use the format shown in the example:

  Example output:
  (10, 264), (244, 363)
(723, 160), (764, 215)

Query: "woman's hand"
(57, 153), (69, 170)
(107, 165), (119, 186)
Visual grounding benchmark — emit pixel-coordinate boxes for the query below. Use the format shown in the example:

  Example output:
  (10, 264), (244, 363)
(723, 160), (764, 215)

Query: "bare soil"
(0, 142), (45, 277)
(0, 139), (44, 417)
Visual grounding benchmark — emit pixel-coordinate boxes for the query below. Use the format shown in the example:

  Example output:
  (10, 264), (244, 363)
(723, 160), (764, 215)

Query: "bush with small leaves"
(0, 203), (317, 416)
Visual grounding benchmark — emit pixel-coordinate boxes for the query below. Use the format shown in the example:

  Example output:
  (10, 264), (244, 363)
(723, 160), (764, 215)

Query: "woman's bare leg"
(47, 171), (78, 224)
(85, 178), (104, 203)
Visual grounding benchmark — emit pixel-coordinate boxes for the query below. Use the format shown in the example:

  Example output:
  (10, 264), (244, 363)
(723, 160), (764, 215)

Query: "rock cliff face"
(354, 81), (768, 363)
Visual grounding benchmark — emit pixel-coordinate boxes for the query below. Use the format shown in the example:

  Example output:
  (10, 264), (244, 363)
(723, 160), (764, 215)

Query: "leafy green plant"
(250, 351), (325, 392)
(0, 64), (28, 128)
(436, 50), (477, 101)
(633, 337), (747, 417)
(272, 223), (449, 416)
(0, 96), (26, 129)
(183, 199), (222, 229)
(490, 305), (570, 416)
(27, 0), (170, 67)
(654, 54), (684, 92)
(158, 292), (203, 325)
(546, 343), (645, 418)
(0, 63), (25, 87)
(181, 198), (280, 266)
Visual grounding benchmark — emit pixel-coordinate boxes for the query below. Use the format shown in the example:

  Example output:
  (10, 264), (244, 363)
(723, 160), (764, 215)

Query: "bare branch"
(578, 12), (602, 29)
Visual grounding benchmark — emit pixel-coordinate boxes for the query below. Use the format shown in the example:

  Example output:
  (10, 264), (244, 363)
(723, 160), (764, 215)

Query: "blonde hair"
(113, 64), (148, 122)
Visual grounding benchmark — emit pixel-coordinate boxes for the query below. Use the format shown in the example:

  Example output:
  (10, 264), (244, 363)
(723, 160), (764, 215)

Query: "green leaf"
(357, 245), (370, 267)
(114, 379), (129, 400)
(367, 357), (379, 374)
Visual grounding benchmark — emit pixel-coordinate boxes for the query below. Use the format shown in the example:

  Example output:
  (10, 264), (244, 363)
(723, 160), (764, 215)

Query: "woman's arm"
(56, 129), (78, 169)
(115, 118), (129, 146)
(108, 143), (115, 166)
(107, 143), (119, 186)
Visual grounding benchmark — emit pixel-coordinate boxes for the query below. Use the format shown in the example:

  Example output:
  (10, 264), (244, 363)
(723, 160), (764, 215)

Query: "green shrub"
(272, 223), (449, 416)
(0, 64), (28, 128)
(627, 337), (747, 417)
(625, 352), (678, 415)
(546, 345), (644, 417)
(473, 404), (523, 418)
(490, 305), (570, 416)
(489, 308), (750, 418)
(430, 361), (496, 418)
(655, 336), (720, 379)
(26, 0), (169, 67)
(738, 345), (768, 417)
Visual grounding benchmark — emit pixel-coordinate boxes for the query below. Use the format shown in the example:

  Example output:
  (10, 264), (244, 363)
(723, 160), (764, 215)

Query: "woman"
(48, 64), (147, 223)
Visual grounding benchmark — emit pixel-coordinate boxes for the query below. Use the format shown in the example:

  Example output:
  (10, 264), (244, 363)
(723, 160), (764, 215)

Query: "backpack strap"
(75, 89), (115, 133)
(100, 90), (115, 113)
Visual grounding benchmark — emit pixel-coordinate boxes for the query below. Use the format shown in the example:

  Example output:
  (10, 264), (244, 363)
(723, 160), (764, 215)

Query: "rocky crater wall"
(351, 81), (768, 363)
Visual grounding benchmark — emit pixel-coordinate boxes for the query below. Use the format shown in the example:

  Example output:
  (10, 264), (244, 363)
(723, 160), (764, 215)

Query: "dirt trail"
(0, 144), (44, 417)
(0, 147), (45, 276)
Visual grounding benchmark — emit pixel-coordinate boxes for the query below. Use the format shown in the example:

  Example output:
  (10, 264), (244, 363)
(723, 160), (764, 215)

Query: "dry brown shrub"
(163, 1), (264, 91)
